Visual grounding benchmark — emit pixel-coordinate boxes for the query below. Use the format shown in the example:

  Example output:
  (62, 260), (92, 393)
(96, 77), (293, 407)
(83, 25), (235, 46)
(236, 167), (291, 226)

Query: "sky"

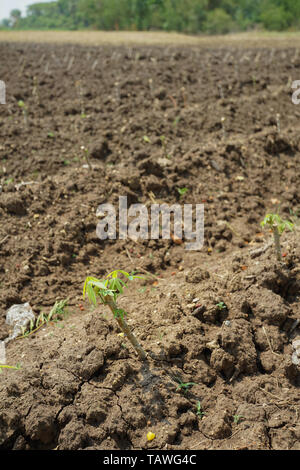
(0, 0), (50, 20)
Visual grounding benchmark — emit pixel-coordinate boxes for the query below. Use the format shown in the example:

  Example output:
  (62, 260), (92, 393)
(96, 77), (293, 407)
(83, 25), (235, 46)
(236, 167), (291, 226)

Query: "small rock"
(292, 338), (300, 366)
(5, 302), (35, 341)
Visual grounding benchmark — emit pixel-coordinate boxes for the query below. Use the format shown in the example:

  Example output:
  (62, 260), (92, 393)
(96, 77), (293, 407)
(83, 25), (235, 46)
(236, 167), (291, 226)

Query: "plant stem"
(0, 365), (20, 370)
(104, 296), (147, 361)
(272, 226), (282, 261)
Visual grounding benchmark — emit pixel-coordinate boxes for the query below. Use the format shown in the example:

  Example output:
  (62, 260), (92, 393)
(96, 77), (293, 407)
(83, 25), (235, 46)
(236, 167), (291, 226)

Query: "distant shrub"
(204, 8), (235, 35)
(260, 6), (291, 31)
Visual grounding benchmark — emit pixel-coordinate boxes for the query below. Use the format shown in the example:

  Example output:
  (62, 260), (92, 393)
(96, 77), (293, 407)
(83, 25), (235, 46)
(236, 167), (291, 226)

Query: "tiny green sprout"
(47, 132), (54, 138)
(143, 135), (151, 143)
(4, 177), (14, 185)
(18, 100), (25, 109)
(261, 213), (294, 261)
(18, 100), (28, 127)
(83, 270), (147, 360)
(216, 301), (227, 310)
(173, 116), (181, 127)
(80, 145), (92, 170)
(175, 380), (197, 393)
(17, 299), (69, 339)
(289, 208), (300, 227)
(177, 187), (188, 198)
(196, 401), (206, 419)
(49, 299), (69, 321)
(0, 363), (21, 373)
(233, 414), (244, 424)
(159, 135), (172, 159)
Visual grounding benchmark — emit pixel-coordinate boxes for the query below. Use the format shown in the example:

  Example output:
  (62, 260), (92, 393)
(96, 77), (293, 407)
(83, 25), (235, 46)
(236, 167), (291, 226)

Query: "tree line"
(2, 0), (300, 34)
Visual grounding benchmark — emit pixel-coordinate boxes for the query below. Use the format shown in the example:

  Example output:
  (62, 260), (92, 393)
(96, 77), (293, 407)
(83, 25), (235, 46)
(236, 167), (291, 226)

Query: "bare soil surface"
(0, 40), (299, 450)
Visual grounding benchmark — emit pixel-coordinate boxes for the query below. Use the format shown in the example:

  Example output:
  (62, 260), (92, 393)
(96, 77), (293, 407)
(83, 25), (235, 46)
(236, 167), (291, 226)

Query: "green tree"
(10, 9), (22, 28)
(204, 8), (234, 34)
(259, 1), (291, 30)
(0, 18), (11, 29)
(3, 0), (300, 33)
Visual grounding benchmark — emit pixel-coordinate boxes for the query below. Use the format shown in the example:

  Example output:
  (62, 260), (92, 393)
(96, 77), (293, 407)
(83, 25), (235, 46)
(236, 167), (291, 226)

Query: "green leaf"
(114, 308), (127, 319)
(86, 282), (97, 306)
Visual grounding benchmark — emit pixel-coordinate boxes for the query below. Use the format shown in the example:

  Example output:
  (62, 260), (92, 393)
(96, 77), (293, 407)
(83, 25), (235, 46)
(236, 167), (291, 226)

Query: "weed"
(18, 100), (28, 127)
(216, 301), (227, 310)
(221, 116), (226, 138)
(143, 135), (151, 143)
(17, 299), (69, 339)
(0, 363), (21, 373)
(137, 286), (147, 294)
(32, 76), (40, 105)
(261, 213), (294, 261)
(83, 270), (147, 360)
(177, 187), (188, 198)
(49, 299), (69, 321)
(289, 208), (300, 227)
(80, 145), (92, 170)
(233, 414), (244, 424)
(173, 115), (181, 127)
(4, 177), (14, 185)
(174, 378), (197, 393)
(196, 401), (206, 419)
(276, 113), (281, 134)
(159, 135), (171, 158)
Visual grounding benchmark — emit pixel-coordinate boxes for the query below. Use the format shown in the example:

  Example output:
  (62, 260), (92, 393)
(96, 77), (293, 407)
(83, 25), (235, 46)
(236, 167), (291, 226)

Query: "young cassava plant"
(261, 213), (294, 261)
(83, 270), (147, 360)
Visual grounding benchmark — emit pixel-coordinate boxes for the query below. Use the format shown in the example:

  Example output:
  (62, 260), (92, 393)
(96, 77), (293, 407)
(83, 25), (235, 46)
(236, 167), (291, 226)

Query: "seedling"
(216, 301), (227, 310)
(276, 113), (281, 134)
(17, 299), (69, 339)
(289, 208), (300, 227)
(233, 414), (244, 424)
(49, 299), (69, 321)
(261, 213), (294, 261)
(4, 177), (14, 185)
(221, 116), (226, 138)
(143, 135), (151, 143)
(83, 270), (147, 360)
(0, 363), (21, 373)
(159, 135), (171, 158)
(18, 100), (28, 127)
(177, 187), (188, 198)
(32, 76), (40, 105)
(173, 115), (181, 127)
(175, 379), (197, 393)
(80, 146), (92, 170)
(196, 401), (206, 419)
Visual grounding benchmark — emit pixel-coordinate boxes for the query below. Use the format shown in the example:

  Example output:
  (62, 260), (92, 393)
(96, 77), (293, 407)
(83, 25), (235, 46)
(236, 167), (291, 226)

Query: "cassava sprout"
(83, 270), (147, 360)
(260, 213), (294, 261)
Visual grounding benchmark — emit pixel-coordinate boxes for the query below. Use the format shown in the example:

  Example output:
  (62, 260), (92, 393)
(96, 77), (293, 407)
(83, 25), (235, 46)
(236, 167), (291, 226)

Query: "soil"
(0, 41), (299, 451)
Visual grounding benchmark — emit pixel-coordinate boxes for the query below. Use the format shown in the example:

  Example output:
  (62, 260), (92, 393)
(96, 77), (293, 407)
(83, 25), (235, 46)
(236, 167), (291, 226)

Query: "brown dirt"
(0, 40), (299, 451)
